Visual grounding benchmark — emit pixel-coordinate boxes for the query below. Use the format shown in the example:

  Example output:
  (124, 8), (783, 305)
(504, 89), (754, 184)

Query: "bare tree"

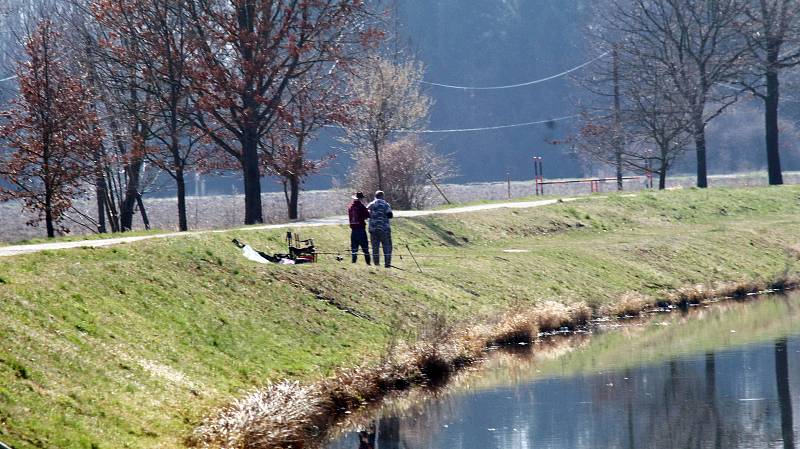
(621, 61), (693, 189)
(737, 0), (800, 185)
(574, 41), (692, 190)
(62, 1), (154, 233)
(605, 0), (746, 188)
(342, 56), (431, 191)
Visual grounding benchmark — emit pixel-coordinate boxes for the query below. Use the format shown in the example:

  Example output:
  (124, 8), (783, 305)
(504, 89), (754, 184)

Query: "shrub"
(349, 136), (455, 209)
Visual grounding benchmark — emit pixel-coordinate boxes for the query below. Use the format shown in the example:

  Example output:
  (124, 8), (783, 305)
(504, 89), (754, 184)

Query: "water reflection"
(327, 293), (800, 449)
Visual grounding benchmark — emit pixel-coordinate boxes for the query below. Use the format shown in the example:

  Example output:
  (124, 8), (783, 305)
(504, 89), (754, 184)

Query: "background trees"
(0, 0), (383, 237)
(737, 0), (800, 185)
(263, 74), (346, 220)
(183, 0), (374, 225)
(2, 0), (800, 238)
(602, 0), (746, 189)
(93, 0), (200, 232)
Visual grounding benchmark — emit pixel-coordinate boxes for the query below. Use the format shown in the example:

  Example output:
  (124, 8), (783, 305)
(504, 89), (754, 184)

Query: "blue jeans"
(370, 229), (392, 268)
(351, 228), (370, 264)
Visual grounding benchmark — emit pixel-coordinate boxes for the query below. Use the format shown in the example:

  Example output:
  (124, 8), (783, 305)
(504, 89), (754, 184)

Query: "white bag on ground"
(242, 245), (271, 264)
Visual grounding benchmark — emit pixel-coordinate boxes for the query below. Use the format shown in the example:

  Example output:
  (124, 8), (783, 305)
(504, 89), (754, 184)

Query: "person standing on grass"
(367, 190), (393, 268)
(348, 191), (371, 265)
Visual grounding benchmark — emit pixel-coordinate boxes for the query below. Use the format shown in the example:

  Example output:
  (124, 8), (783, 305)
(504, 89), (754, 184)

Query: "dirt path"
(0, 198), (578, 257)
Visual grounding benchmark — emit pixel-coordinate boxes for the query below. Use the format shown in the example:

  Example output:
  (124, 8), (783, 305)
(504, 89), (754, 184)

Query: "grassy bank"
(1, 186), (800, 448)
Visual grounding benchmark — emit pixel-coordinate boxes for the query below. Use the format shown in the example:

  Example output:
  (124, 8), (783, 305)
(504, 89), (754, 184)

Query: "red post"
(533, 156), (544, 195)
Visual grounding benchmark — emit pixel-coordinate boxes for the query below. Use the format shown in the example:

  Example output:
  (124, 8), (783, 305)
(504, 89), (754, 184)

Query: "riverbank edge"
(189, 275), (800, 449)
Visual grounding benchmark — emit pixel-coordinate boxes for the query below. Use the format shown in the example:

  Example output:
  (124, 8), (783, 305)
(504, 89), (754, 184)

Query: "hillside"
(1, 186), (799, 448)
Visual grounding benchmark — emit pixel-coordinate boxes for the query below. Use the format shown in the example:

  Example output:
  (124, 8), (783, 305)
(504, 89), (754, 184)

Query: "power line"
(421, 52), (609, 90)
(399, 115), (579, 133)
(326, 114), (579, 134)
(0, 49), (75, 84)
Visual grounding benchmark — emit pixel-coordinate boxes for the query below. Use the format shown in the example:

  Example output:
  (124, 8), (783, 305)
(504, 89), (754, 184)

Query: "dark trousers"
(351, 228), (370, 264)
(370, 229), (392, 268)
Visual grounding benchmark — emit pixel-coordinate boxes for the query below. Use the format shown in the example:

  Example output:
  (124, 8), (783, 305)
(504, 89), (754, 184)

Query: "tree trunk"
(659, 167), (667, 190)
(120, 156), (144, 231)
(775, 338), (794, 449)
(136, 193), (150, 230)
(120, 194), (137, 231)
(612, 44), (624, 191)
(241, 131), (263, 224)
(287, 174), (300, 220)
(104, 170), (120, 233)
(105, 194), (118, 233)
(373, 140), (384, 191)
(45, 185), (55, 238)
(765, 46), (783, 185)
(86, 36), (106, 234)
(693, 112), (708, 188)
(176, 166), (188, 231)
(705, 352), (722, 449)
(95, 171), (107, 234)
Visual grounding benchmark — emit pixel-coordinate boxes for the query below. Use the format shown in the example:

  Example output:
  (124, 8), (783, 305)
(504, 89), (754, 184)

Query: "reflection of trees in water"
(587, 348), (784, 449)
(775, 338), (795, 449)
(331, 336), (798, 449)
(377, 417), (400, 449)
(373, 394), (459, 449)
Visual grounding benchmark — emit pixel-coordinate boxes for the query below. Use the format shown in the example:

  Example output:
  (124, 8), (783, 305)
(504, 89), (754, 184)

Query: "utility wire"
(0, 49), (76, 83)
(421, 52), (609, 90)
(402, 114), (579, 133)
(327, 114), (579, 134)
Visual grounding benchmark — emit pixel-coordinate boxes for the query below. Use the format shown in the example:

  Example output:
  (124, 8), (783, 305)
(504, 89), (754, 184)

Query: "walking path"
(0, 197), (579, 257)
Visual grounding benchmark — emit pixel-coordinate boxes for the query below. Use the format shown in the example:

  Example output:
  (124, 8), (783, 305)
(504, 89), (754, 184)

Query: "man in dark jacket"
(367, 190), (393, 268)
(348, 191), (371, 264)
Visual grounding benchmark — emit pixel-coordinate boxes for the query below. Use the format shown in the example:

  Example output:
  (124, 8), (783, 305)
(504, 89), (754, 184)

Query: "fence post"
(533, 156), (544, 196)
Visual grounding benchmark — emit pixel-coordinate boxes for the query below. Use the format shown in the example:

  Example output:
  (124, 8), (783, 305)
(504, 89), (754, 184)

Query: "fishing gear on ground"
(232, 231), (321, 265)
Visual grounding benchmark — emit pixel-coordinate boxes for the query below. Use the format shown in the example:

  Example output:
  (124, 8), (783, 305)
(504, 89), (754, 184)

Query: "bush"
(349, 136), (454, 209)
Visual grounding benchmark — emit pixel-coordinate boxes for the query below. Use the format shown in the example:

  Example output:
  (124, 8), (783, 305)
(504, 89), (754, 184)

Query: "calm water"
(326, 293), (800, 449)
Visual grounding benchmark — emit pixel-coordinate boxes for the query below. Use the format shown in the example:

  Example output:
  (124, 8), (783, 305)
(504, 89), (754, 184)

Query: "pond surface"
(326, 292), (800, 449)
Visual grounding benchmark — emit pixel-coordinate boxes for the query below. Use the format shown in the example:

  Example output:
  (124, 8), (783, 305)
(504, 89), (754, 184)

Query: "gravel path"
(0, 198), (575, 257)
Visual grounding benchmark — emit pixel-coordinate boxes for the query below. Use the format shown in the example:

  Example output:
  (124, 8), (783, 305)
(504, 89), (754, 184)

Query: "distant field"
(1, 171), (798, 242)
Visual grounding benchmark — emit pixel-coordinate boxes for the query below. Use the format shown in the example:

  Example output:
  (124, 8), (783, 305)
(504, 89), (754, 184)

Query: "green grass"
(1, 186), (800, 448)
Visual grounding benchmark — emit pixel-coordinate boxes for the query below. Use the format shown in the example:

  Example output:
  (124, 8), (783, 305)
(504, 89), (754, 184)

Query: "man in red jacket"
(348, 191), (371, 265)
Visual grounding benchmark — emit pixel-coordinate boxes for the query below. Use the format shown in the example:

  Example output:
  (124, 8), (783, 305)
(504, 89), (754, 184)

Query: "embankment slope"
(1, 186), (799, 448)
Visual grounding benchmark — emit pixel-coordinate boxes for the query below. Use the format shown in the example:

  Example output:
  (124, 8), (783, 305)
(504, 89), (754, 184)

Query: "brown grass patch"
(189, 381), (325, 449)
(534, 301), (590, 332)
(600, 292), (653, 317)
(666, 275), (799, 306)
